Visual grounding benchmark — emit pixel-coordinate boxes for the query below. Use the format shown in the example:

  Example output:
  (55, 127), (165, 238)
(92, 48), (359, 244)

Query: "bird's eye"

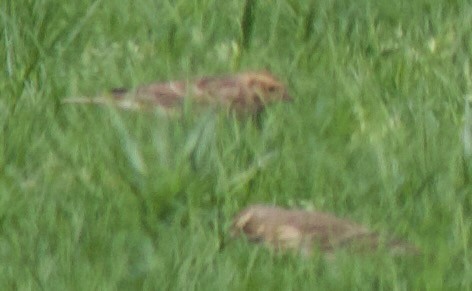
(267, 86), (277, 92)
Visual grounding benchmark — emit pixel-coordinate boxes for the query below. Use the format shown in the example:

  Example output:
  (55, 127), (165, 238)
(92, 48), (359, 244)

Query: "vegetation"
(1, 0), (471, 289)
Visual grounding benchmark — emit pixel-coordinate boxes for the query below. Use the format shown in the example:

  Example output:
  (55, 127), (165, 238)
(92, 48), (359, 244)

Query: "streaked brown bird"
(231, 205), (419, 257)
(62, 71), (292, 114)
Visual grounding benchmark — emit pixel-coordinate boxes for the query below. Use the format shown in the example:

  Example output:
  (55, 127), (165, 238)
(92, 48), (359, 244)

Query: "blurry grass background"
(1, 0), (472, 289)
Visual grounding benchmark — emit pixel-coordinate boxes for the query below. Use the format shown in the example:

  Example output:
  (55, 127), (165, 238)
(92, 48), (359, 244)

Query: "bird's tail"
(338, 232), (420, 256)
(61, 96), (180, 116)
(386, 237), (421, 256)
(61, 96), (142, 110)
(62, 96), (108, 105)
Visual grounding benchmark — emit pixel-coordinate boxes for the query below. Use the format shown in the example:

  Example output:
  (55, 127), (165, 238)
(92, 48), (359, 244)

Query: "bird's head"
(241, 71), (292, 104)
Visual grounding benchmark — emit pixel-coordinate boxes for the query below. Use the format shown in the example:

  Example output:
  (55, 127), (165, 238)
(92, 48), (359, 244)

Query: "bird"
(62, 71), (292, 115)
(230, 204), (419, 257)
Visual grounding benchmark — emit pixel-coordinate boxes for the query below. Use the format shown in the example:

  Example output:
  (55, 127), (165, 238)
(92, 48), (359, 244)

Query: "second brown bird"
(231, 205), (419, 257)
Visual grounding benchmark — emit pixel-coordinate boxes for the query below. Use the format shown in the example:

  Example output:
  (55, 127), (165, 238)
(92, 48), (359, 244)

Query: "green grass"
(1, 0), (472, 289)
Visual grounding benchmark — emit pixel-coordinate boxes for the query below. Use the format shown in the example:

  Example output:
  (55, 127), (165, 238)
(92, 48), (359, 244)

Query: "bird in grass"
(62, 71), (292, 115)
(231, 204), (419, 257)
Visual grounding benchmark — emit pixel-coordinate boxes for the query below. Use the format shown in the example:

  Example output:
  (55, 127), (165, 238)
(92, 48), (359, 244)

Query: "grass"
(1, 0), (472, 289)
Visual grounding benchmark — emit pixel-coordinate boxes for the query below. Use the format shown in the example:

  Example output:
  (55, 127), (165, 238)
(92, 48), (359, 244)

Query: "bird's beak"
(282, 91), (293, 102)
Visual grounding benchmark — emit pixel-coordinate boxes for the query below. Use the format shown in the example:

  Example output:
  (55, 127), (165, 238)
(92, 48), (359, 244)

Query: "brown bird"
(231, 204), (419, 257)
(62, 71), (292, 114)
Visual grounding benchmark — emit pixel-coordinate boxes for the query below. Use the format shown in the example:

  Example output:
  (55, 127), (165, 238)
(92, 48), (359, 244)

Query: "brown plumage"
(231, 205), (419, 257)
(62, 71), (292, 114)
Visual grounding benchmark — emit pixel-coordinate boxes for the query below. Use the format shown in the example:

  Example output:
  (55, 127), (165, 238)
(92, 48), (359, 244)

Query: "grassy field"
(1, 0), (472, 289)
